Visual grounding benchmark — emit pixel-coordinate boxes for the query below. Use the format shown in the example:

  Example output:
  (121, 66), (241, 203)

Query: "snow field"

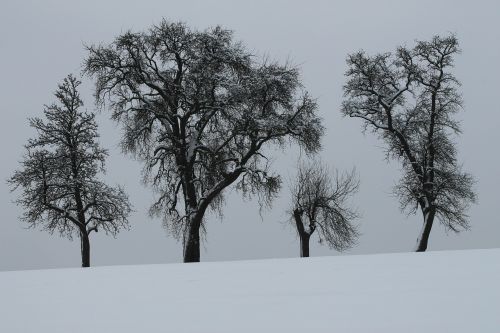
(0, 249), (498, 332)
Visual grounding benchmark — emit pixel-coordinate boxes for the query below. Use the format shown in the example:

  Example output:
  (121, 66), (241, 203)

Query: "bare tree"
(342, 35), (476, 252)
(84, 20), (323, 262)
(9, 75), (131, 267)
(290, 162), (359, 257)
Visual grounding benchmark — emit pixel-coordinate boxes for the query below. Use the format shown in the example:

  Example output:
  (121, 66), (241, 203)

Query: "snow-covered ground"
(0, 249), (498, 332)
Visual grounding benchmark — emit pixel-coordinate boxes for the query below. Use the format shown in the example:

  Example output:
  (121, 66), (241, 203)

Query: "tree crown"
(342, 35), (476, 231)
(290, 161), (359, 251)
(85, 20), (323, 237)
(9, 75), (131, 238)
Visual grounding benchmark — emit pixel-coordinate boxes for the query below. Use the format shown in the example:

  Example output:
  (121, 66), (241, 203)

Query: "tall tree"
(9, 74), (131, 267)
(342, 35), (476, 251)
(84, 20), (323, 262)
(290, 162), (359, 257)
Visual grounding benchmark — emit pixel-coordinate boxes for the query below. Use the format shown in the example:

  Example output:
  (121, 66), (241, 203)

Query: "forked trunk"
(415, 205), (436, 252)
(183, 216), (201, 263)
(80, 229), (90, 267)
(294, 208), (313, 258)
(300, 233), (311, 257)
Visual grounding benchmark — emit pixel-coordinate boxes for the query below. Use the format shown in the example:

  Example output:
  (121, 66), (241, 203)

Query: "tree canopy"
(9, 74), (131, 266)
(291, 162), (359, 257)
(84, 20), (323, 261)
(342, 35), (476, 251)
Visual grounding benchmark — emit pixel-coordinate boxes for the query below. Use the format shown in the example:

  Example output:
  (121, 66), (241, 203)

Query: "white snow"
(0, 249), (498, 332)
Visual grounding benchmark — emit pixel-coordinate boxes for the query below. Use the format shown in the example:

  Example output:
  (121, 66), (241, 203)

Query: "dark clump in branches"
(342, 34), (476, 252)
(290, 162), (359, 257)
(84, 20), (323, 262)
(9, 75), (131, 267)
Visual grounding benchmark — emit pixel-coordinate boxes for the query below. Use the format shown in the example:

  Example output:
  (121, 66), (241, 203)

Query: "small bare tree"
(9, 75), (131, 267)
(290, 162), (359, 257)
(342, 35), (476, 251)
(84, 20), (323, 262)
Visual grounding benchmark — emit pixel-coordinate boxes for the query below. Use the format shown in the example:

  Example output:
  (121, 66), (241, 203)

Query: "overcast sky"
(1, 0), (499, 271)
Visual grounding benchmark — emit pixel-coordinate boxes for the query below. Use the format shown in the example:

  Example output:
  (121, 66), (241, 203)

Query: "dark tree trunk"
(415, 205), (436, 252)
(183, 216), (201, 263)
(294, 208), (313, 258)
(300, 233), (311, 257)
(80, 229), (90, 267)
(71, 145), (91, 267)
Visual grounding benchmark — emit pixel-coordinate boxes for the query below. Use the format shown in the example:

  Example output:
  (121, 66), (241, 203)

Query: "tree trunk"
(415, 205), (436, 252)
(80, 229), (90, 267)
(294, 208), (313, 258)
(183, 216), (201, 263)
(300, 233), (311, 257)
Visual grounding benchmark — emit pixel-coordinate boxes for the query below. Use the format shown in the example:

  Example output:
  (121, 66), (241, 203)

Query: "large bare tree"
(290, 162), (359, 257)
(342, 35), (476, 251)
(9, 75), (131, 267)
(84, 20), (323, 262)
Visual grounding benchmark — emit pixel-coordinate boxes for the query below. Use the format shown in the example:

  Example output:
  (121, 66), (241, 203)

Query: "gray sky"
(1, 0), (499, 271)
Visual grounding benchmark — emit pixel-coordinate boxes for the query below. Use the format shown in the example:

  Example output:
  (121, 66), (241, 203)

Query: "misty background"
(1, 0), (498, 271)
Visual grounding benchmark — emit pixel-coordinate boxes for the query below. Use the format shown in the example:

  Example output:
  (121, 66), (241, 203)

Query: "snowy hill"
(0, 249), (498, 332)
